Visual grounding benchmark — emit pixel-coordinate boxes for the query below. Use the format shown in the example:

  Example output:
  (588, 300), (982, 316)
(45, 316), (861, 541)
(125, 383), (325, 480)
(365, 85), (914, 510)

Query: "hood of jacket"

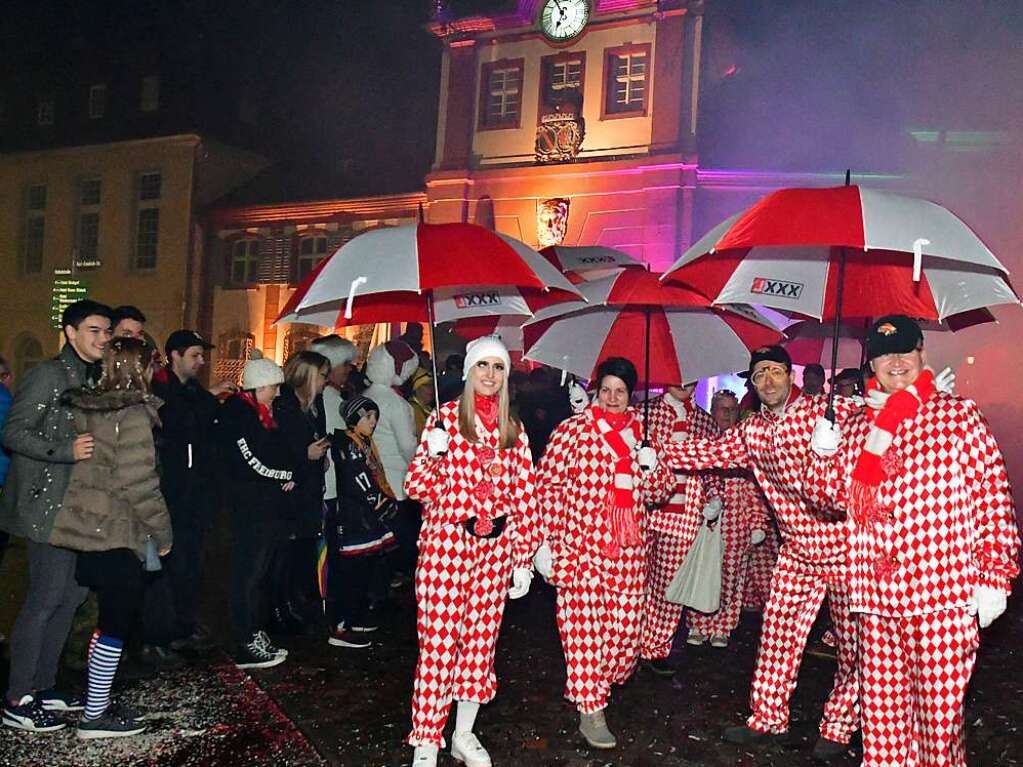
(366, 341), (418, 387)
(61, 387), (162, 415)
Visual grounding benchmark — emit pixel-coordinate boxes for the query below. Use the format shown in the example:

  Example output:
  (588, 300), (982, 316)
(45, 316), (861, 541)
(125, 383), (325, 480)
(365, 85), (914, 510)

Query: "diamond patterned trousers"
(859, 608), (977, 767)
(408, 525), (513, 746)
(746, 555), (859, 743)
(556, 584), (644, 713)
(640, 530), (694, 660)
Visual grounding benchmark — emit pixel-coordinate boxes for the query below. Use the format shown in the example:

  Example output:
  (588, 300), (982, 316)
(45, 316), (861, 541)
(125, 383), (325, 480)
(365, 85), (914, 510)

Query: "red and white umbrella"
(277, 223), (581, 327)
(540, 245), (644, 283)
(522, 269), (782, 387)
(662, 185), (1020, 322)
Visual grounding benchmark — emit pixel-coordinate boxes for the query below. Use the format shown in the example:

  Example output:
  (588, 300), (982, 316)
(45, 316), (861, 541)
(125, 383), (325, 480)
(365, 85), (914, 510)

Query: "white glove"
(935, 366), (956, 395)
(533, 543), (554, 581)
(637, 446), (658, 471)
(968, 585), (1007, 628)
(702, 497), (722, 521)
(508, 567), (533, 599)
(851, 394), (866, 407)
(568, 381), (589, 414)
(751, 529), (766, 545)
(426, 428), (449, 457)
(811, 417), (841, 457)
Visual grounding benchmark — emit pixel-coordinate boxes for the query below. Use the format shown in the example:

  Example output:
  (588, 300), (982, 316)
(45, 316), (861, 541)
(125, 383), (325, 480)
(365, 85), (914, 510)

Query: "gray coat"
(0, 345), (92, 543)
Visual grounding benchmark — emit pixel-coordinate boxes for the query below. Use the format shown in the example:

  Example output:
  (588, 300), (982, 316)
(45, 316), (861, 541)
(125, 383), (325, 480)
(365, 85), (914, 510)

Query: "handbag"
(664, 519), (723, 613)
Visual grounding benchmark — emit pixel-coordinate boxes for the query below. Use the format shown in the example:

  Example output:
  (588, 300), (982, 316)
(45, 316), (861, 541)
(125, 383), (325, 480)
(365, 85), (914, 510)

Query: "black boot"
(268, 606), (302, 636)
(812, 736), (849, 761)
(284, 601), (309, 632)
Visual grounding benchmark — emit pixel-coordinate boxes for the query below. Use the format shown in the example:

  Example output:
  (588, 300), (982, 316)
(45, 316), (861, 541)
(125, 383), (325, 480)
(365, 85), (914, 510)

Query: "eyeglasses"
(750, 365), (789, 385)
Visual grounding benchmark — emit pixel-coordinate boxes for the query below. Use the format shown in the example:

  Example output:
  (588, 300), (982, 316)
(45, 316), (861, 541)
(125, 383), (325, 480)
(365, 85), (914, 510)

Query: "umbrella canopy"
(540, 245), (644, 283)
(277, 223), (581, 327)
(522, 269), (782, 385)
(662, 186), (1020, 322)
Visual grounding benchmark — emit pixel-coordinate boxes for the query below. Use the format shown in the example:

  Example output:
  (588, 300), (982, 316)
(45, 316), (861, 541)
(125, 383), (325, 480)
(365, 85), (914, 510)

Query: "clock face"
(539, 0), (590, 42)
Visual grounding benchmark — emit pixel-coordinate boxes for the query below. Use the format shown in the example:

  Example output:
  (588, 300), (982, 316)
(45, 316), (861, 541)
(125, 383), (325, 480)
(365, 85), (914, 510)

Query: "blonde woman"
(273, 351), (332, 633)
(404, 336), (540, 767)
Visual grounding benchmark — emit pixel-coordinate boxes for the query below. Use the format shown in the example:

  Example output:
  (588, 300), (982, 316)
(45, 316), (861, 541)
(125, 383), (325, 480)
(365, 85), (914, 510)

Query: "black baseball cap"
(740, 345), (792, 379)
(165, 329), (214, 358)
(865, 315), (923, 362)
(830, 367), (863, 384)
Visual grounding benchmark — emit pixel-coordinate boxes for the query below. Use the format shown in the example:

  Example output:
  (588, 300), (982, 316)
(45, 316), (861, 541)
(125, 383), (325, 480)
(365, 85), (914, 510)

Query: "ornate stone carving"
(537, 198), (571, 248)
(535, 113), (585, 163)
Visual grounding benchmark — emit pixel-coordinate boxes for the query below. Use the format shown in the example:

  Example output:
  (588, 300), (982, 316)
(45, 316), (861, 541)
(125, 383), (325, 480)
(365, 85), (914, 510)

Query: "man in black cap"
(661, 344), (861, 760)
(141, 330), (230, 661)
(830, 368), (864, 399)
(808, 315), (1018, 767)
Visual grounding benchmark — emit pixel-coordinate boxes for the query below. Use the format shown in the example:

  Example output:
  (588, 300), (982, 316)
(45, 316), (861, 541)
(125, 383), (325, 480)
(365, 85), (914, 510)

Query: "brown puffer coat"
(49, 388), (171, 558)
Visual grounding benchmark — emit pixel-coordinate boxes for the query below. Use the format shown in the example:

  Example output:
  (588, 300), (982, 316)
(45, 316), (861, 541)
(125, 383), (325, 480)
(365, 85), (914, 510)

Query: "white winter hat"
(309, 335), (357, 368)
(242, 358), (285, 389)
(462, 335), (511, 381)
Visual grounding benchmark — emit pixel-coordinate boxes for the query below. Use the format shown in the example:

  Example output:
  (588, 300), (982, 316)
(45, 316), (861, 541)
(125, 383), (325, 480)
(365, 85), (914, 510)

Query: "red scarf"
(475, 392), (499, 431)
(849, 368), (935, 522)
(591, 406), (642, 557)
(238, 390), (276, 429)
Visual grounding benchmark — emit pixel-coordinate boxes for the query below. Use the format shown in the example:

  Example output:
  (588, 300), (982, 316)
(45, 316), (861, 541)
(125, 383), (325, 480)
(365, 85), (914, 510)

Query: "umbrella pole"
(643, 305), (652, 445)
(826, 169), (853, 422)
(426, 292), (442, 411)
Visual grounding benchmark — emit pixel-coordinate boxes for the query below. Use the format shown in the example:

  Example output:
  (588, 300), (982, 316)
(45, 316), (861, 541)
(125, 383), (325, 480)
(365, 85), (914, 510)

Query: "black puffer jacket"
(274, 385), (326, 538)
(215, 393), (294, 515)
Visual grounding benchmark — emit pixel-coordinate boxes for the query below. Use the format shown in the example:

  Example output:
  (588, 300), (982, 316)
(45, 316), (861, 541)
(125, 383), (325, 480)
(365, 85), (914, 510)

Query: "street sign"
(50, 269), (88, 329)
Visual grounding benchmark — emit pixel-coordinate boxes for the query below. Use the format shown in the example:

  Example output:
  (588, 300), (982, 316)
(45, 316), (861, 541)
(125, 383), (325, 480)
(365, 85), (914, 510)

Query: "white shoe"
(451, 731), (493, 766)
(686, 631), (707, 646)
(412, 743), (439, 766)
(709, 634), (729, 647)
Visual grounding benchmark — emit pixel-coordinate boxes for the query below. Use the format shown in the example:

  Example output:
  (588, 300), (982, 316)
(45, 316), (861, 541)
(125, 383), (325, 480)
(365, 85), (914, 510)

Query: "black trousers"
(142, 491), (211, 644)
(328, 553), (372, 630)
(231, 504), (283, 644)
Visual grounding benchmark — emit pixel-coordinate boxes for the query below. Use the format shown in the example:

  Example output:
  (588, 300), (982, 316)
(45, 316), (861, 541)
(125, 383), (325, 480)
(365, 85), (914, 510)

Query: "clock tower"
(425, 0), (703, 270)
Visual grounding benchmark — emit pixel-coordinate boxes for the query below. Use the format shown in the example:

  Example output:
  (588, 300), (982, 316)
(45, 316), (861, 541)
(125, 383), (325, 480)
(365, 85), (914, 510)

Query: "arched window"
(14, 334), (44, 380)
(297, 234), (328, 283)
(230, 238), (261, 285)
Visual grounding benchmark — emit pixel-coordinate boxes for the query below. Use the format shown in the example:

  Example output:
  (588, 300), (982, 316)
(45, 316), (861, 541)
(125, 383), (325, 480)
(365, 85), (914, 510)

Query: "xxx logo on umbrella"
(454, 292), (503, 309)
(750, 277), (804, 299)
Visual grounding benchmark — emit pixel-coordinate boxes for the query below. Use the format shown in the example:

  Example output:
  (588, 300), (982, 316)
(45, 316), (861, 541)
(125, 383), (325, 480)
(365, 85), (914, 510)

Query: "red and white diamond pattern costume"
(640, 394), (719, 659)
(404, 401), (541, 747)
(688, 467), (770, 637)
(537, 407), (674, 713)
(742, 498), (779, 611)
(661, 392), (861, 743)
(806, 394), (1019, 766)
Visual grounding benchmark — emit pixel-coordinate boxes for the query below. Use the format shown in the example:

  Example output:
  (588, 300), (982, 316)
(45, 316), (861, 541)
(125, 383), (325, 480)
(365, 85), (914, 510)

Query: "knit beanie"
(462, 335), (511, 381)
(341, 395), (379, 426)
(242, 358), (285, 389)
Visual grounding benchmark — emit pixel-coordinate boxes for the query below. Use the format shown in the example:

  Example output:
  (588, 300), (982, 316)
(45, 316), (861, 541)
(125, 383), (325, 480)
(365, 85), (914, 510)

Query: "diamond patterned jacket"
(646, 394), (720, 538)
(536, 406), (675, 594)
(662, 393), (859, 568)
(804, 393), (1019, 616)
(404, 400), (540, 568)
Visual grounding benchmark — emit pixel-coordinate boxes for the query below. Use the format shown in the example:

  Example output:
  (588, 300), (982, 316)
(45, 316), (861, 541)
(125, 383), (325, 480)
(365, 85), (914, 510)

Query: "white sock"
(454, 700), (480, 734)
(413, 744), (438, 761)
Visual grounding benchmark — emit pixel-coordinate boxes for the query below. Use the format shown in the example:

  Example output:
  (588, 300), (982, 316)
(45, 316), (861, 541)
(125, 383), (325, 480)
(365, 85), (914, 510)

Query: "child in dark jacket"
(217, 358), (295, 669)
(326, 395), (396, 649)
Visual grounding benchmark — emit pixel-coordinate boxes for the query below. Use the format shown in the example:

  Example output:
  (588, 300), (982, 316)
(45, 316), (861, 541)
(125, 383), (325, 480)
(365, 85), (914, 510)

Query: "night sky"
(4, 0), (1021, 191)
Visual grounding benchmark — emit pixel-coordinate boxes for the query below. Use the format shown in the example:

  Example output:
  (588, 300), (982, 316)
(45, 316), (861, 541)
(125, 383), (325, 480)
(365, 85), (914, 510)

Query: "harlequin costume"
(537, 405), (674, 714)
(661, 386), (862, 746)
(687, 464), (771, 640)
(639, 393), (720, 659)
(806, 320), (1019, 766)
(403, 395), (540, 748)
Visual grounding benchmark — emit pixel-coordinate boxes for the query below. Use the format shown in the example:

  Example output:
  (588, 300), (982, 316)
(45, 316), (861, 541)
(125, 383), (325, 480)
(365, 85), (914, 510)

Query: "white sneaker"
(412, 744), (439, 766)
(709, 634), (729, 647)
(686, 631), (707, 646)
(451, 731), (493, 767)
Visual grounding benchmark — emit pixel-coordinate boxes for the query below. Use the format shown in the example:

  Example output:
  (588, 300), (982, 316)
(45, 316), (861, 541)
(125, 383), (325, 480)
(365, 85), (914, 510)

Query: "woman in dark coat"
(272, 350), (331, 632)
(51, 337), (171, 739)
(326, 395), (396, 649)
(217, 358), (296, 669)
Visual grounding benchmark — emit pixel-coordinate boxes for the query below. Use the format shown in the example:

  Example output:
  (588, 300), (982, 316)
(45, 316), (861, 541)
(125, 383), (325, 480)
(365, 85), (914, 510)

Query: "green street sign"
(50, 269), (89, 329)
